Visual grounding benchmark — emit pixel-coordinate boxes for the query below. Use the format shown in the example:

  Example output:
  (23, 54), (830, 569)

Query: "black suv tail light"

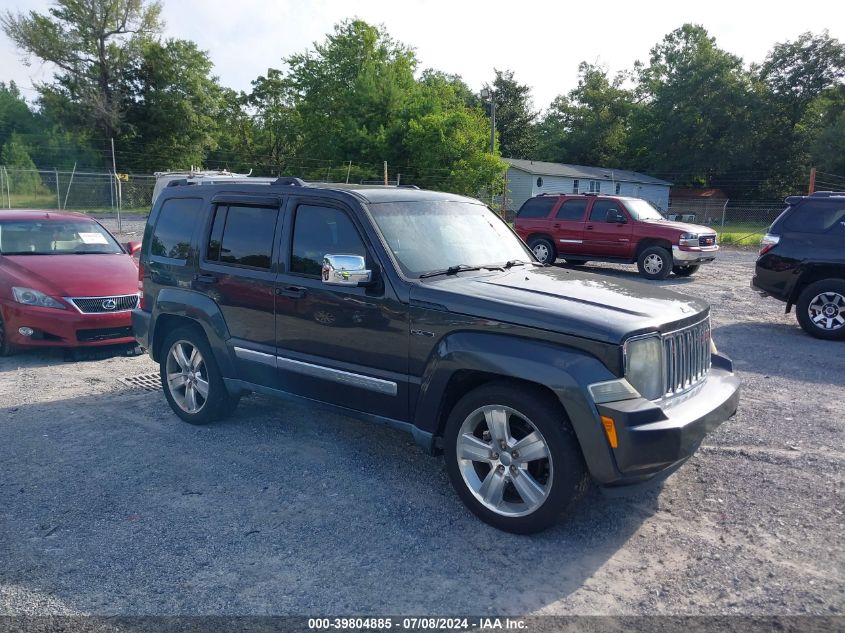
(760, 233), (780, 255)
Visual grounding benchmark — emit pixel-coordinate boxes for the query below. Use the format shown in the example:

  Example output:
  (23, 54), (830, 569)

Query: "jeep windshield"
(0, 219), (122, 255)
(367, 201), (534, 278)
(625, 199), (665, 221)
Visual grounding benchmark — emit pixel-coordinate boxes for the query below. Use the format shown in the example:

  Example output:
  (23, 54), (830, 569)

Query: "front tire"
(637, 246), (672, 280)
(443, 382), (588, 534)
(796, 279), (845, 341)
(672, 265), (699, 277)
(160, 326), (239, 424)
(528, 237), (556, 265)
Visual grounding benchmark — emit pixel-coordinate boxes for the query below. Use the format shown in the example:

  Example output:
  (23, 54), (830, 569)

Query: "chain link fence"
(668, 197), (787, 245)
(0, 168), (155, 215)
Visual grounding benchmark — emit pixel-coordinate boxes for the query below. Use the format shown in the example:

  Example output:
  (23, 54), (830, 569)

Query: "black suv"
(133, 178), (740, 533)
(752, 191), (845, 340)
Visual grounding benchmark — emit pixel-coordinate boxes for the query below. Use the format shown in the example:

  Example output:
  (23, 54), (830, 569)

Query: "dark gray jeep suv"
(133, 178), (740, 533)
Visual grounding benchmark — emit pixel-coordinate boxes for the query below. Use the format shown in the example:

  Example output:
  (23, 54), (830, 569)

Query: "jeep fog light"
(588, 378), (640, 403)
(624, 335), (664, 400)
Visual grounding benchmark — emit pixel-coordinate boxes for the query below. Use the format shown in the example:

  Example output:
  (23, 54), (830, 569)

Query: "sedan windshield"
(0, 219), (122, 255)
(625, 199), (665, 221)
(368, 201), (533, 278)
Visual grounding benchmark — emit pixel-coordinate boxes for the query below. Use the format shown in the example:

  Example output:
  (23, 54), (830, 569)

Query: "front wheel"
(796, 279), (845, 341)
(443, 382), (588, 533)
(672, 265), (699, 277)
(637, 246), (672, 280)
(528, 237), (556, 265)
(160, 326), (240, 424)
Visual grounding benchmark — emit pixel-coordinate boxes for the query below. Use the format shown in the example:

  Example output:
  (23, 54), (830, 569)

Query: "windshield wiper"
(419, 264), (487, 279)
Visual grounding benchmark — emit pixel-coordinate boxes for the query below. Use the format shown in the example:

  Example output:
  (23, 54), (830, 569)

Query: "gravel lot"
(0, 234), (843, 617)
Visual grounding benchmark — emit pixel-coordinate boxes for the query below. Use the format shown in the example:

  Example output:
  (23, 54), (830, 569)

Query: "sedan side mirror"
(322, 254), (372, 287)
(606, 210), (626, 224)
(126, 241), (142, 255)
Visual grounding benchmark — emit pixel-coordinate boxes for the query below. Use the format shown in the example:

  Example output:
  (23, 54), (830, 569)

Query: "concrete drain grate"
(121, 373), (162, 392)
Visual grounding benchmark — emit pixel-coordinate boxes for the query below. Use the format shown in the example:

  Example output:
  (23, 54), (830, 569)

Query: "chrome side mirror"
(322, 254), (372, 286)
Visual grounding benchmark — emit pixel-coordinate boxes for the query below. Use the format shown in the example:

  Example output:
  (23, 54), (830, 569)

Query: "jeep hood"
(410, 265), (709, 344)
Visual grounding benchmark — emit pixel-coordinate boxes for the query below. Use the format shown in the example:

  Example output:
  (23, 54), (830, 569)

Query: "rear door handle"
(276, 285), (307, 299)
(194, 274), (218, 284)
(553, 223), (561, 228)
(585, 224), (594, 230)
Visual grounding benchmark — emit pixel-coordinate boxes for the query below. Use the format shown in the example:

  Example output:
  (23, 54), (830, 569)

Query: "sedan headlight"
(679, 232), (699, 247)
(624, 335), (663, 400)
(12, 287), (66, 310)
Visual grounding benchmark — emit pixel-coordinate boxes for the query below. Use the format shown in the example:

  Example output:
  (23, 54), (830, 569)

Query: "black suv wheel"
(443, 382), (588, 534)
(528, 237), (556, 265)
(160, 325), (240, 424)
(796, 279), (845, 340)
(637, 246), (672, 280)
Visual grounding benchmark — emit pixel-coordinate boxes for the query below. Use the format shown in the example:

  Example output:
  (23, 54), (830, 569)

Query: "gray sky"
(2, 0), (845, 110)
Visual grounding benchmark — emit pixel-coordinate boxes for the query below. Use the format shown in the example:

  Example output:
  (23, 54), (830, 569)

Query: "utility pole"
(480, 87), (496, 153)
(809, 167), (816, 194)
(383, 161), (388, 186)
(346, 161), (352, 184)
(111, 138), (122, 232)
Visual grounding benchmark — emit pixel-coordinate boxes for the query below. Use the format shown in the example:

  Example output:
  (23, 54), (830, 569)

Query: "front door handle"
(553, 223), (561, 228)
(585, 224), (595, 230)
(194, 274), (218, 284)
(276, 286), (307, 299)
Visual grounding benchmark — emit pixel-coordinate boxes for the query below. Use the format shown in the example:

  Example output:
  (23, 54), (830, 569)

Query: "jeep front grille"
(663, 318), (711, 397)
(69, 294), (139, 314)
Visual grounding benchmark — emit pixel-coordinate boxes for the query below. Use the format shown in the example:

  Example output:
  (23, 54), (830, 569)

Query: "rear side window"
(782, 202), (845, 235)
(589, 200), (623, 222)
(291, 205), (367, 276)
(151, 197), (203, 260)
(206, 205), (278, 270)
(556, 199), (588, 221)
(517, 197), (556, 219)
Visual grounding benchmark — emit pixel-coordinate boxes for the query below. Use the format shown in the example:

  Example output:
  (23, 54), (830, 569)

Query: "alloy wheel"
(532, 244), (550, 263)
(643, 254), (664, 275)
(808, 291), (845, 331)
(165, 340), (210, 414)
(456, 405), (553, 517)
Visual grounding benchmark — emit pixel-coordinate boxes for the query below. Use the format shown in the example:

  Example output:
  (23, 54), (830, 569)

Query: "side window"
(615, 182), (621, 195)
(206, 204), (278, 270)
(782, 202), (845, 235)
(516, 197), (556, 219)
(291, 205), (367, 277)
(150, 197), (203, 260)
(589, 200), (621, 222)
(589, 180), (602, 193)
(572, 179), (579, 194)
(556, 199), (588, 221)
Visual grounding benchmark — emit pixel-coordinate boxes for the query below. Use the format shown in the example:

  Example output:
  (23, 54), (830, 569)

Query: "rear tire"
(528, 237), (556, 265)
(672, 265), (699, 277)
(443, 381), (588, 534)
(637, 246), (672, 280)
(796, 279), (845, 341)
(160, 325), (240, 424)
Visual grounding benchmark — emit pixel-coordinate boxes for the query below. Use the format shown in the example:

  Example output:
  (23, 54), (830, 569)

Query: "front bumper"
(672, 245), (719, 264)
(595, 354), (740, 489)
(0, 299), (135, 349)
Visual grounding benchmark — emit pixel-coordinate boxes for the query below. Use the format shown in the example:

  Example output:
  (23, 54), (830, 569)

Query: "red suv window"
(556, 199), (588, 221)
(517, 197), (557, 218)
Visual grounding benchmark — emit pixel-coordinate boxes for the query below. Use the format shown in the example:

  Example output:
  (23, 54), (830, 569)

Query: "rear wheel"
(672, 265), (700, 277)
(796, 279), (845, 341)
(443, 382), (588, 534)
(637, 246), (672, 280)
(160, 326), (239, 424)
(528, 237), (556, 265)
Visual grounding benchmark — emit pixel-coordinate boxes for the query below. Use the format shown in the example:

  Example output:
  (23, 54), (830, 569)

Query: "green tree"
(536, 63), (634, 167)
(244, 69), (302, 173)
(0, 81), (38, 149)
(1, 132), (47, 195)
(1, 0), (163, 156)
(489, 69), (536, 158)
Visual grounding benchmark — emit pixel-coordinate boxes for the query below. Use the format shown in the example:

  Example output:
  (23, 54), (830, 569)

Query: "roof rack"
(809, 191), (845, 198)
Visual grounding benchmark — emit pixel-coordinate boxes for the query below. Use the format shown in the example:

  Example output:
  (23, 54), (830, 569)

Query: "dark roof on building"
(504, 158), (672, 186)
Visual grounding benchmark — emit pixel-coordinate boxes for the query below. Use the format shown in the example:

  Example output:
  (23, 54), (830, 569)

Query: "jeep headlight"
(624, 335), (663, 400)
(679, 232), (699, 247)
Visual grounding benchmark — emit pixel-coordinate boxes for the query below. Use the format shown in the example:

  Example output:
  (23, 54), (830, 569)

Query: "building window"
(536, 177), (543, 188)
(615, 182), (621, 195)
(589, 180), (601, 193)
(572, 179), (579, 194)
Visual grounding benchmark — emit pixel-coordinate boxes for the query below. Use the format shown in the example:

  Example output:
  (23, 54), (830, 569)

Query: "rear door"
(551, 198), (588, 257)
(514, 196), (558, 242)
(582, 198), (634, 258)
(195, 194), (283, 387)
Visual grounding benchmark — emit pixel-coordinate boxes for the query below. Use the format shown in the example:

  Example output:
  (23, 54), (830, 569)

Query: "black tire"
(637, 246), (672, 280)
(795, 278), (845, 341)
(672, 265), (700, 277)
(443, 381), (588, 534)
(0, 312), (13, 356)
(159, 325), (240, 424)
(528, 237), (556, 265)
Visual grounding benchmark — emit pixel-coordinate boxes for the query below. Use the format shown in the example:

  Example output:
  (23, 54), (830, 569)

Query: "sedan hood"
(411, 265), (709, 344)
(0, 254), (138, 298)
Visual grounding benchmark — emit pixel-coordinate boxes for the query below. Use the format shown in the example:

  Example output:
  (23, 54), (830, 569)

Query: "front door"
(274, 200), (409, 421)
(582, 198), (634, 258)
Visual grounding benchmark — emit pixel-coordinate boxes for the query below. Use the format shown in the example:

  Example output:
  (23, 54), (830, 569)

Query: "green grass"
(712, 223), (769, 246)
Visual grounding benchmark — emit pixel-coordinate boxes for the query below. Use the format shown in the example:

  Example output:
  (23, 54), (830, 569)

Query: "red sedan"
(0, 210), (141, 355)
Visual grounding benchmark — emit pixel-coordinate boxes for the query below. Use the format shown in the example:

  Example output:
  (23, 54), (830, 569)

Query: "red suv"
(514, 194), (719, 279)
